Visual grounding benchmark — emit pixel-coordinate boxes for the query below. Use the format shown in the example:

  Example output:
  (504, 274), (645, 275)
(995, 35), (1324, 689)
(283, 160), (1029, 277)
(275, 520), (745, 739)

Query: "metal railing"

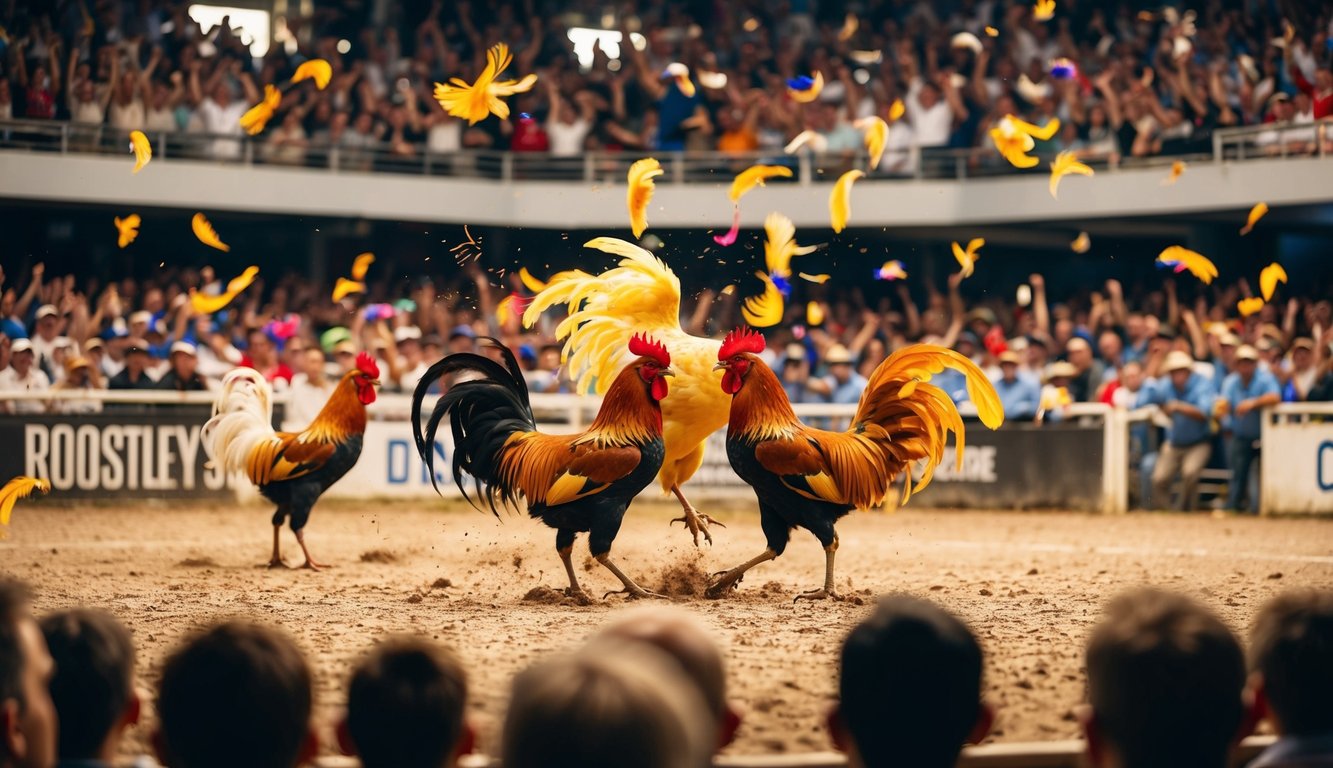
(4, 118), (1326, 185)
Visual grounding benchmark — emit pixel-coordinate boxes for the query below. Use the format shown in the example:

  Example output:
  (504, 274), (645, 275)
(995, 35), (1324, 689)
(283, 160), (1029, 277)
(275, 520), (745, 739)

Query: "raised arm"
(848, 310), (881, 358)
(896, 283), (922, 339)
(1030, 273), (1051, 340)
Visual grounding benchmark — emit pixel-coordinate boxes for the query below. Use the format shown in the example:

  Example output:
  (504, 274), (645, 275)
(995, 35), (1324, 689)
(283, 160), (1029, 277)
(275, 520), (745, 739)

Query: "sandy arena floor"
(3, 499), (1331, 758)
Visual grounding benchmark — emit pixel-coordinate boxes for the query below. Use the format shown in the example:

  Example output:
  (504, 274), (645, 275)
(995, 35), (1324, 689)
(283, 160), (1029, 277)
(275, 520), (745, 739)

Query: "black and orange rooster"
(708, 328), (1004, 600)
(412, 335), (673, 605)
(203, 352), (380, 570)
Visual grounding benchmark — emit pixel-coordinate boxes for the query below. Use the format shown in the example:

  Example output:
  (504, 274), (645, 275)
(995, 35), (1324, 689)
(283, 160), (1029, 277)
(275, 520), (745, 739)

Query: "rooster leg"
(597, 554), (665, 600)
(295, 529), (329, 571)
(669, 485), (725, 547)
(267, 524), (290, 569)
(557, 544), (594, 606)
(794, 537), (844, 602)
(705, 549), (777, 599)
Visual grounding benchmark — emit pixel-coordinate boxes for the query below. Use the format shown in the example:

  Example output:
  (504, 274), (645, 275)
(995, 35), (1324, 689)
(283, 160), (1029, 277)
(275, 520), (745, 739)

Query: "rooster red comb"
(719, 327), (766, 359)
(628, 333), (670, 367)
(356, 351), (380, 378)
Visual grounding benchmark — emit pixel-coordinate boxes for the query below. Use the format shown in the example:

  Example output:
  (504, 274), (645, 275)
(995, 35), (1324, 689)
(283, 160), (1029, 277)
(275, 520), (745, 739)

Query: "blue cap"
(519, 344), (537, 361)
(450, 324), (476, 339)
(0, 318), (26, 340)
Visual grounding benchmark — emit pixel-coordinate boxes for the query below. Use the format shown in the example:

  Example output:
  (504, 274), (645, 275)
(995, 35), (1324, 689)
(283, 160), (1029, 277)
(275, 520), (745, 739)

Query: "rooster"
(202, 352), (379, 570)
(412, 335), (674, 605)
(523, 237), (739, 546)
(708, 328), (1004, 600)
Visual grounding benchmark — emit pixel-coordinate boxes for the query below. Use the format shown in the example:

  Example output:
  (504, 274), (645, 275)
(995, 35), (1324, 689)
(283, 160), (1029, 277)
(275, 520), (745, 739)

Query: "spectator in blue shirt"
(989, 351), (1039, 420)
(1140, 351), (1215, 511)
(1216, 345), (1281, 514)
(822, 345), (867, 406)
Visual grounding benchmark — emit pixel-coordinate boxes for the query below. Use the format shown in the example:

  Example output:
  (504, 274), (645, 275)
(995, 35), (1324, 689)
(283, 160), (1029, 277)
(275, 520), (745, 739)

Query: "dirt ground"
(3, 499), (1331, 759)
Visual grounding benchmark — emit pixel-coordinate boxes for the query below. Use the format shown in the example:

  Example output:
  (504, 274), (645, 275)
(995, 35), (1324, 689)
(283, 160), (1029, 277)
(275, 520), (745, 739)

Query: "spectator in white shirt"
(285, 348), (336, 429)
(0, 339), (52, 414)
(29, 304), (62, 376)
(52, 356), (103, 414)
(546, 80), (596, 158)
(188, 58), (259, 160)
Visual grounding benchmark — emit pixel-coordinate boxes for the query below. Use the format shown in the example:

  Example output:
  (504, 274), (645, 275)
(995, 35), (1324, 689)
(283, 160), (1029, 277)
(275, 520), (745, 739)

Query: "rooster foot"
(300, 559), (331, 572)
(705, 572), (744, 599)
(793, 588), (845, 602)
(671, 507), (725, 547)
(266, 559), (292, 569)
(564, 588), (595, 606)
(604, 586), (667, 601)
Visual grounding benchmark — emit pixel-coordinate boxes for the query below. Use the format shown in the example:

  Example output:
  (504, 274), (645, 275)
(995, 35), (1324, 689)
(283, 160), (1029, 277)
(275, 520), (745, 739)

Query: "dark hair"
(839, 595), (983, 768)
(347, 637), (468, 768)
(40, 609), (135, 759)
(157, 620), (312, 768)
(1250, 589), (1333, 736)
(0, 578), (34, 708)
(1086, 588), (1245, 768)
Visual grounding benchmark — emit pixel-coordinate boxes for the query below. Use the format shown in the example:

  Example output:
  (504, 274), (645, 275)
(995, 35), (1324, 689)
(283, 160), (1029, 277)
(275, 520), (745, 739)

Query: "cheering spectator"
(339, 637), (474, 768)
(52, 355), (104, 414)
(240, 329), (294, 387)
(0, 340), (51, 414)
(108, 340), (156, 390)
(1141, 350), (1215, 511)
(39, 609), (139, 768)
(154, 620), (316, 768)
(157, 342), (211, 392)
(286, 348), (336, 428)
(829, 594), (992, 768)
(1082, 588), (1252, 768)
(990, 350), (1039, 420)
(1216, 345), (1280, 514)
(1247, 589), (1333, 768)
(0, 578), (57, 768)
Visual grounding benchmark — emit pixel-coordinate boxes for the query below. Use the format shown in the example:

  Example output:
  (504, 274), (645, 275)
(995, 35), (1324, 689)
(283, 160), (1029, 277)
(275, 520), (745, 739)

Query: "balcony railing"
(1, 118), (1327, 185)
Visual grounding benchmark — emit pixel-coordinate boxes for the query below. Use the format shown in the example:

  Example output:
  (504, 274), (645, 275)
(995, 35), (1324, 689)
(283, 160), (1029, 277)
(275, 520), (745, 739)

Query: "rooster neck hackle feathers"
(728, 357), (800, 440)
(579, 363), (665, 442)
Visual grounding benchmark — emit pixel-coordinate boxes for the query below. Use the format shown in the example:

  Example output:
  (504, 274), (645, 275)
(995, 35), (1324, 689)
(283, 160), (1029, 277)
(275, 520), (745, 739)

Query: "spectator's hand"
(31, 262), (45, 283)
(947, 271), (963, 290)
(1029, 273), (1044, 290)
(1105, 279), (1122, 298)
(1163, 277), (1176, 295)
(1235, 399), (1252, 417)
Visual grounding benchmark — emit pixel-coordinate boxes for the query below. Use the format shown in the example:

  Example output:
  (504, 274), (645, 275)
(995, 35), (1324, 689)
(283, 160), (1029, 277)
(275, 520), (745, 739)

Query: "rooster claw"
(793, 588), (844, 602)
(670, 507), (724, 547)
(300, 560), (331, 572)
(265, 559), (291, 570)
(705, 572), (744, 599)
(565, 588), (595, 606)
(603, 587), (667, 601)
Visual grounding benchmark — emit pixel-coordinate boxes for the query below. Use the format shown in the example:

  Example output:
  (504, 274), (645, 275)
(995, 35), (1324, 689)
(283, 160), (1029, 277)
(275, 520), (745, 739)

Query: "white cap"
(1163, 350), (1195, 373)
(170, 341), (197, 357)
(53, 336), (74, 349)
(35, 304), (58, 320)
(393, 325), (423, 343)
(129, 310), (153, 326)
(11, 339), (33, 353)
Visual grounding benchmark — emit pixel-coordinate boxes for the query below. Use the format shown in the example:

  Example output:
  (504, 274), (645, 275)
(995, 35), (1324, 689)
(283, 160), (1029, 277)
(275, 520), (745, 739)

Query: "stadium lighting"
(566, 28), (646, 70)
(187, 5), (271, 57)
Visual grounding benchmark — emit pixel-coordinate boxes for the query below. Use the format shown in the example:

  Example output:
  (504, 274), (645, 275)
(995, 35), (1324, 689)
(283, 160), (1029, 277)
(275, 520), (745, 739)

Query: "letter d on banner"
(387, 439), (409, 484)
(1319, 441), (1333, 492)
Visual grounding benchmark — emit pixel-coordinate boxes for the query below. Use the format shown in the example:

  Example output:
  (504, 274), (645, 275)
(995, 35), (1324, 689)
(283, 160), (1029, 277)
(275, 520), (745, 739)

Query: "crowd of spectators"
(1, 258), (1330, 510)
(2, 576), (1331, 768)
(2, 0), (1330, 170)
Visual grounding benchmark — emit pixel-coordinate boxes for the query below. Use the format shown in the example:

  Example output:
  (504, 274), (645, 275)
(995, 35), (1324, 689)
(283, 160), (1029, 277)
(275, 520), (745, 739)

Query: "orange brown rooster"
(411, 335), (674, 605)
(202, 352), (380, 570)
(708, 328), (1004, 600)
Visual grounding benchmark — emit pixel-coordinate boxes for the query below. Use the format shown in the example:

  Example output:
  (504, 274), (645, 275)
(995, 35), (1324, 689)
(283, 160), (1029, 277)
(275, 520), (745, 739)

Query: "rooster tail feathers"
(201, 368), (277, 477)
(520, 238), (683, 394)
(410, 344), (537, 515)
(853, 344), (1004, 502)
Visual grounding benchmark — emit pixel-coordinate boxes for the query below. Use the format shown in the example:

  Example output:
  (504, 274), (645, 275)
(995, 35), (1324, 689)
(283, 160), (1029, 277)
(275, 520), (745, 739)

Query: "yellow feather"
(1259, 262), (1287, 301)
(741, 272), (785, 328)
(332, 277), (366, 303)
(291, 59), (333, 89)
(0, 476), (51, 528)
(729, 165), (794, 203)
(351, 252), (375, 281)
(1239, 202), (1268, 235)
(887, 98), (906, 122)
(1236, 297), (1265, 317)
(1162, 160), (1186, 185)
(829, 169), (864, 233)
(1033, 0), (1056, 21)
(129, 130), (152, 173)
(226, 266), (260, 295)
(807, 301), (825, 326)
(239, 84), (282, 135)
(433, 43), (537, 125)
(787, 71), (824, 103)
(855, 116), (889, 170)
(1048, 151), (1093, 198)
(800, 272), (831, 284)
(626, 158), (663, 238)
(763, 212), (816, 276)
(191, 213), (230, 252)
(114, 214), (141, 249)
(952, 238), (984, 279)
(1157, 245), (1218, 285)
(519, 267), (547, 293)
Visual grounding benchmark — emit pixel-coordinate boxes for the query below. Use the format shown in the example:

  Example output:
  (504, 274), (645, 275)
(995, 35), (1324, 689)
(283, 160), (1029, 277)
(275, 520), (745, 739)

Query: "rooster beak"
(659, 368), (675, 377)
(712, 361), (727, 371)
(371, 379), (381, 387)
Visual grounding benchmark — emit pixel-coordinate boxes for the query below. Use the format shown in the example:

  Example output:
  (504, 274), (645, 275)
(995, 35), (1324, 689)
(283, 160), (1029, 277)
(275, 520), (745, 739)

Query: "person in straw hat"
(1139, 350), (1215, 511)
(1215, 345), (1280, 514)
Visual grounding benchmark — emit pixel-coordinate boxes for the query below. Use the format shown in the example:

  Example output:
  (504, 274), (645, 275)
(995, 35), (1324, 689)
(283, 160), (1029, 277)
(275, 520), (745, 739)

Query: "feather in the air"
(887, 98), (905, 122)
(713, 207), (741, 246)
(952, 239), (985, 279)
(1236, 297), (1265, 317)
(291, 59), (333, 89)
(239, 84), (282, 135)
(985, 26), (1000, 37)
(1033, 0), (1056, 21)
(697, 70), (728, 90)
(0, 476), (50, 531)
(783, 129), (829, 154)
(838, 14), (859, 41)
(663, 63), (696, 97)
(829, 169), (864, 233)
(1048, 151), (1093, 198)
(741, 272), (784, 328)
(129, 130), (152, 173)
(332, 277), (367, 303)
(807, 301), (825, 326)
(1239, 202), (1268, 235)
(855, 116), (889, 170)
(800, 272), (831, 284)
(433, 43), (538, 125)
(114, 214), (141, 249)
(496, 294), (519, 327)
(730, 165), (794, 202)
(763, 212), (816, 276)
(189, 266), (259, 315)
(626, 158), (663, 238)
(1156, 245), (1217, 284)
(1070, 231), (1091, 253)
(1259, 262), (1287, 301)
(191, 213), (230, 252)
(1162, 160), (1186, 185)
(787, 72), (824, 103)
(351, 252), (375, 281)
(874, 260), (908, 281)
(518, 267), (547, 293)
(990, 115), (1059, 168)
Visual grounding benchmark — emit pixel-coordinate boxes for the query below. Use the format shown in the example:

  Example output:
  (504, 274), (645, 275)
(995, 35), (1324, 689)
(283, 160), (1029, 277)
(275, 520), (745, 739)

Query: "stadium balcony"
(1, 118), (1330, 231)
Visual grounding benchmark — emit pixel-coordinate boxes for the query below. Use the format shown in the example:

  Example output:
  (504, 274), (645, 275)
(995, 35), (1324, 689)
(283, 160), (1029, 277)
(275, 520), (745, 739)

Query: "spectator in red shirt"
(510, 113), (550, 153)
(241, 328), (294, 387)
(1288, 60), (1332, 120)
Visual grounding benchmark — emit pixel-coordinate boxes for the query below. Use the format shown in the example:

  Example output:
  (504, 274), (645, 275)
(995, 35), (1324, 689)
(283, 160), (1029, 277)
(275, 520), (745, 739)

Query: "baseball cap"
(333, 340), (358, 356)
(1234, 345), (1259, 361)
(11, 338), (33, 354)
(53, 336), (74, 349)
(449, 324), (477, 340)
(320, 326), (353, 353)
(35, 304), (58, 320)
(393, 325), (423, 344)
(125, 338), (150, 356)
(170, 341), (198, 357)
(1162, 350), (1194, 372)
(1219, 333), (1242, 347)
(64, 356), (91, 374)
(129, 310), (153, 325)
(84, 338), (105, 351)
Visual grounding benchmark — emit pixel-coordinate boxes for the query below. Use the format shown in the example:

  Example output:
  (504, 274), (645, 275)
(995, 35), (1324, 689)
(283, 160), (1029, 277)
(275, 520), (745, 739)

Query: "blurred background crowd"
(1, 0), (1330, 170)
